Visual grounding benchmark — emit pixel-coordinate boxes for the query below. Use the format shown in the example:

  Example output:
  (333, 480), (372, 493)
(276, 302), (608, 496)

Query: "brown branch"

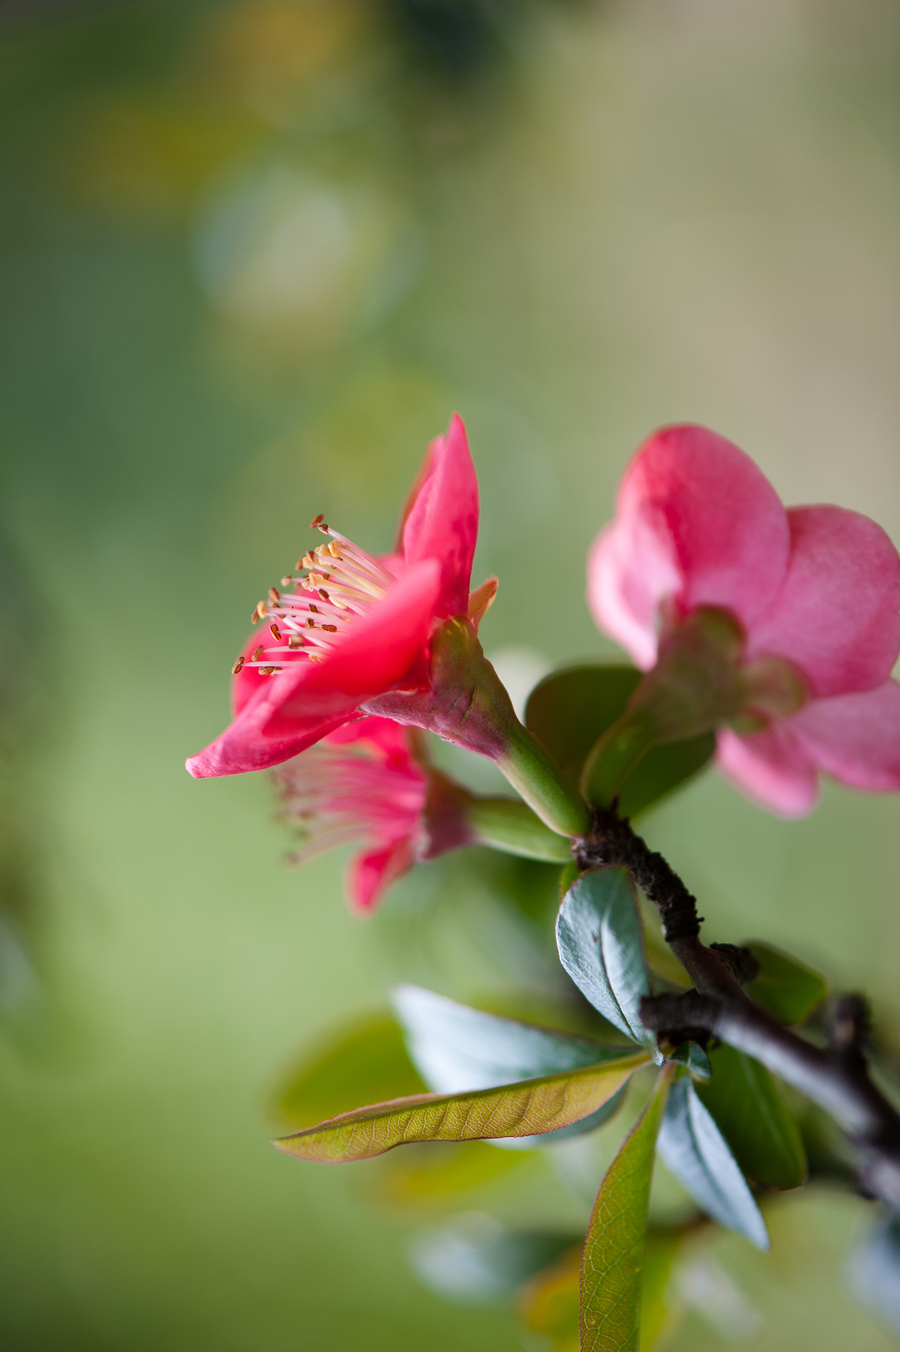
(577, 808), (900, 1209)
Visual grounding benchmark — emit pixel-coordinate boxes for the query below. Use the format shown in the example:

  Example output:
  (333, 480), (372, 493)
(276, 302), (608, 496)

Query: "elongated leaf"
(393, 984), (629, 1090)
(581, 1070), (671, 1351)
(525, 665), (714, 818)
(521, 1226), (686, 1352)
(696, 1043), (806, 1189)
(393, 984), (633, 1143)
(556, 866), (658, 1055)
(274, 1052), (650, 1162)
(745, 941), (829, 1025)
(275, 1013), (425, 1129)
(657, 1078), (769, 1249)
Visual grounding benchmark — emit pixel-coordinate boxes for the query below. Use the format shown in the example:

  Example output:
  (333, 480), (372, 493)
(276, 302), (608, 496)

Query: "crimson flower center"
(233, 517), (395, 676)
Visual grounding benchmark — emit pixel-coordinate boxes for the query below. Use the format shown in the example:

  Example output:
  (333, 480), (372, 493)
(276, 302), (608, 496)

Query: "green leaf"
(525, 665), (714, 817)
(745, 941), (829, 1025)
(556, 866), (658, 1055)
(275, 1013), (425, 1129)
(521, 1226), (686, 1352)
(580, 1069), (671, 1351)
(392, 984), (633, 1143)
(657, 1078), (769, 1249)
(695, 1043), (806, 1189)
(273, 1052), (650, 1163)
(670, 1041), (712, 1079)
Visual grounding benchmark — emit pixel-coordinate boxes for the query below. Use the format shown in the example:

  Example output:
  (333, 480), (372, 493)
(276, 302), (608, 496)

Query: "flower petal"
(716, 725), (819, 818)
(186, 560), (441, 778)
(746, 506), (900, 697)
(787, 680), (900, 792)
(400, 413), (479, 619)
(347, 838), (415, 912)
(588, 425), (790, 667)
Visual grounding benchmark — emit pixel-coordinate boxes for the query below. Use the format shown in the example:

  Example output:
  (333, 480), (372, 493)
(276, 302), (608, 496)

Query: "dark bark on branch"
(577, 808), (900, 1209)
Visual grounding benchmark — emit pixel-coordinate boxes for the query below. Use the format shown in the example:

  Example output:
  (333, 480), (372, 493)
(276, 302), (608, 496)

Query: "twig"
(576, 808), (900, 1209)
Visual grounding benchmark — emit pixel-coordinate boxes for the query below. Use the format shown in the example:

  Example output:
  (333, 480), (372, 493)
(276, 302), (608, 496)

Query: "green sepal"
(526, 665), (714, 817)
(695, 1043), (807, 1190)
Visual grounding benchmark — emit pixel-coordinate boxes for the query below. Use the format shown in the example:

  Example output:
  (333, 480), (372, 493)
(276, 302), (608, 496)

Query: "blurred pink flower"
(273, 718), (465, 912)
(588, 424), (900, 816)
(187, 415), (495, 779)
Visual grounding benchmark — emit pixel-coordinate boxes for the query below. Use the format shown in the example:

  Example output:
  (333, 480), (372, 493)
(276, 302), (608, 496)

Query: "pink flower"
(588, 424), (900, 816)
(273, 718), (438, 912)
(187, 415), (494, 779)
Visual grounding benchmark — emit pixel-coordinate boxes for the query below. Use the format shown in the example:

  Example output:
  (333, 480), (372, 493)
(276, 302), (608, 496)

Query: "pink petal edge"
(588, 425), (791, 666)
(747, 506), (900, 698)
(186, 560), (441, 778)
(715, 725), (819, 818)
(347, 838), (416, 912)
(401, 413), (479, 619)
(787, 680), (900, 792)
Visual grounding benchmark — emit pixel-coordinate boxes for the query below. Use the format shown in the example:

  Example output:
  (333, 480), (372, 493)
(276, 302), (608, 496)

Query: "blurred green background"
(1, 0), (899, 1347)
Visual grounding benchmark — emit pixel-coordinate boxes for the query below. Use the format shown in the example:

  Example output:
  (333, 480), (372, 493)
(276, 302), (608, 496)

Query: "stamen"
(232, 656), (245, 675)
(239, 519), (395, 673)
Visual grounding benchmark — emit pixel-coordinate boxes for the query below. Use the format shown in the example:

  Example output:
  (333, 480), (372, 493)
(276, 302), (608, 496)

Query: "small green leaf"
(525, 665), (714, 817)
(580, 1069), (671, 1351)
(695, 1044), (807, 1189)
(273, 1053), (650, 1163)
(393, 984), (633, 1143)
(670, 1041), (712, 1079)
(275, 1013), (425, 1129)
(745, 941), (829, 1025)
(556, 866), (658, 1055)
(657, 1078), (769, 1249)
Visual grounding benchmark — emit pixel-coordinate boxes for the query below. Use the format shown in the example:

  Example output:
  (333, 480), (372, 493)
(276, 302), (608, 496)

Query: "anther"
(308, 604), (319, 614)
(252, 646), (264, 661)
(288, 635), (304, 649)
(322, 624), (337, 633)
(310, 513), (325, 529)
(269, 587), (280, 604)
(251, 600), (267, 624)
(306, 617), (315, 628)
(259, 666), (282, 675)
(270, 623), (282, 641)
(318, 589), (329, 601)
(232, 656), (245, 675)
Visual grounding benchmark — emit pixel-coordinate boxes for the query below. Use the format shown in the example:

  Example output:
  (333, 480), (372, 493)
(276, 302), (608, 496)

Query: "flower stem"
(494, 719), (591, 839)
(467, 795), (574, 862)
